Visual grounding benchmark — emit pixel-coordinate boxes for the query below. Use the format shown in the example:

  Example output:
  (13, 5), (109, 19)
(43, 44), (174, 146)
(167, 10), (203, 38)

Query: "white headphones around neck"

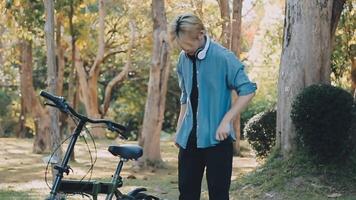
(195, 35), (210, 60)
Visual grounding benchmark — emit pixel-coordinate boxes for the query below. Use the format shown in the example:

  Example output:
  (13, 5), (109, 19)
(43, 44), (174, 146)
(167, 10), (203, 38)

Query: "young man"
(170, 13), (257, 200)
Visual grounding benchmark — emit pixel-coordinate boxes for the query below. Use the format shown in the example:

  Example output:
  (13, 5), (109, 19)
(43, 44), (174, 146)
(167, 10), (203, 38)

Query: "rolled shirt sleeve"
(226, 52), (257, 96)
(177, 58), (188, 104)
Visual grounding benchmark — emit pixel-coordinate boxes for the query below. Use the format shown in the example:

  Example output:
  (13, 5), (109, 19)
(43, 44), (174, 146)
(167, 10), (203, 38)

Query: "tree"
(277, 0), (346, 157)
(44, 0), (62, 169)
(217, 0), (231, 48)
(217, 0), (244, 156)
(19, 41), (51, 153)
(74, 0), (107, 138)
(4, 0), (52, 153)
(71, 0), (135, 138)
(230, 0), (243, 156)
(139, 0), (171, 168)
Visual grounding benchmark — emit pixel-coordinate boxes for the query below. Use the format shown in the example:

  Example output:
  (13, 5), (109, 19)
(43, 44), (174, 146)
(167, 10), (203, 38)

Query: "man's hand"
(216, 93), (255, 141)
(215, 120), (230, 141)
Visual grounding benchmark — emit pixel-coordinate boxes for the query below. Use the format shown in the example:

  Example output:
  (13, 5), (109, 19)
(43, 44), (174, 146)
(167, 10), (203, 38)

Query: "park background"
(0, 0), (355, 199)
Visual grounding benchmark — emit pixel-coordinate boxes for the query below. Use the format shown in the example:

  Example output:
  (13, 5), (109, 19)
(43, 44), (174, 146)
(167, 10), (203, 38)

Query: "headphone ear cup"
(195, 47), (203, 60)
(196, 35), (210, 60)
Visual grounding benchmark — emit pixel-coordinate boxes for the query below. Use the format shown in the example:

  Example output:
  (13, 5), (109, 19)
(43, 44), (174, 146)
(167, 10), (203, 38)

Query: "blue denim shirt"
(175, 39), (257, 149)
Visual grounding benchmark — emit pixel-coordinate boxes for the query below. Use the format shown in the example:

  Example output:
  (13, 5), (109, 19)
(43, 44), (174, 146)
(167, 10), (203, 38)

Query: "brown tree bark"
(277, 0), (345, 157)
(352, 56), (356, 99)
(19, 41), (51, 153)
(231, 0), (243, 56)
(67, 1), (77, 161)
(139, 0), (171, 168)
(56, 16), (65, 97)
(44, 1), (62, 180)
(218, 0), (243, 156)
(217, 0), (231, 48)
(231, 0), (243, 156)
(0, 25), (4, 137)
(74, 0), (106, 138)
(56, 15), (67, 139)
(17, 96), (27, 138)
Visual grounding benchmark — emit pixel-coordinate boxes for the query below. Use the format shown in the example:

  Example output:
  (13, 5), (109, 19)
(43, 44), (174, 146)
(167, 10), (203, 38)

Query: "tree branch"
(101, 20), (136, 116)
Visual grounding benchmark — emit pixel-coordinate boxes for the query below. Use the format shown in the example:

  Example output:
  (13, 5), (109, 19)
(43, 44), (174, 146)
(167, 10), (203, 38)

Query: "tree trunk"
(231, 0), (242, 56)
(56, 15), (67, 138)
(19, 41), (51, 153)
(217, 0), (231, 48)
(67, 0), (106, 138)
(0, 25), (4, 137)
(231, 93), (241, 156)
(17, 96), (27, 138)
(77, 0), (107, 138)
(56, 16), (65, 97)
(231, 0), (243, 156)
(139, 0), (171, 168)
(68, 2), (77, 161)
(277, 0), (345, 157)
(44, 0), (62, 185)
(218, 0), (243, 156)
(352, 56), (356, 100)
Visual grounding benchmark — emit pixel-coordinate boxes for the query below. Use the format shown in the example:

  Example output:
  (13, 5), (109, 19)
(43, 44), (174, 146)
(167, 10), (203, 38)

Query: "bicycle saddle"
(108, 144), (143, 160)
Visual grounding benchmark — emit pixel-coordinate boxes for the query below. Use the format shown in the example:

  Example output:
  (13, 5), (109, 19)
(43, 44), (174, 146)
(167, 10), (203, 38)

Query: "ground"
(0, 138), (258, 200)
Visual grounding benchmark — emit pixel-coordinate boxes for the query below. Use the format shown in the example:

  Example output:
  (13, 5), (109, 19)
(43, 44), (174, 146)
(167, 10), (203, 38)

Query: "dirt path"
(0, 138), (259, 199)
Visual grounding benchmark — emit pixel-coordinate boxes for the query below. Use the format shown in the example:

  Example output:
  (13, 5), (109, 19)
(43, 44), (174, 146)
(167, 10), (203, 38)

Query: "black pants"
(178, 134), (233, 200)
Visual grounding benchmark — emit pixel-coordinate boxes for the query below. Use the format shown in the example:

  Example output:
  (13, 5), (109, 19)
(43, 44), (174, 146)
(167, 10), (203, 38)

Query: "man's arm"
(216, 93), (255, 141)
(174, 104), (187, 147)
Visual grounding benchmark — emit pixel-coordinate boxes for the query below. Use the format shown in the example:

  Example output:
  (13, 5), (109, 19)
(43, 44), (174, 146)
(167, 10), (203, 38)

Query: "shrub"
(244, 108), (276, 158)
(291, 84), (353, 163)
(240, 99), (276, 140)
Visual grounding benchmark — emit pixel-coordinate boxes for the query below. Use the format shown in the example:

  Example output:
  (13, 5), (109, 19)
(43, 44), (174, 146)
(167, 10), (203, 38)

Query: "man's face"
(176, 32), (204, 56)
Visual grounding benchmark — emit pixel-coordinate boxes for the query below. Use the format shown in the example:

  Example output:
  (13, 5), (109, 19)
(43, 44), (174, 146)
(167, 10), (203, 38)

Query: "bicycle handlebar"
(40, 90), (127, 138)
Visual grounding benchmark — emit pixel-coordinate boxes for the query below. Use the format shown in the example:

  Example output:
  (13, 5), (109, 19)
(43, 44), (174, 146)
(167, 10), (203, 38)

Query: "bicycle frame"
(48, 119), (133, 200)
(41, 91), (156, 200)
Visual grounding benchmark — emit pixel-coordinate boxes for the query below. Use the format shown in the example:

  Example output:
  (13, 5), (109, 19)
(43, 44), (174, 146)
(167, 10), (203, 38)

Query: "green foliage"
(0, 90), (11, 117)
(0, 89), (18, 137)
(4, 0), (45, 41)
(291, 84), (354, 163)
(244, 108), (276, 158)
(241, 98), (276, 139)
(331, 0), (355, 88)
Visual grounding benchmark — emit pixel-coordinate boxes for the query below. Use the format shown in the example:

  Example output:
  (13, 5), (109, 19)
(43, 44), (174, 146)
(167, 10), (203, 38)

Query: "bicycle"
(40, 91), (159, 200)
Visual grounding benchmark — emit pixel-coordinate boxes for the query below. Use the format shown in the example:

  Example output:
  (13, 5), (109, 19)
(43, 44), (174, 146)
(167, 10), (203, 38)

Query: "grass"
(2, 137), (356, 199)
(231, 149), (356, 200)
(0, 138), (257, 199)
(0, 190), (35, 200)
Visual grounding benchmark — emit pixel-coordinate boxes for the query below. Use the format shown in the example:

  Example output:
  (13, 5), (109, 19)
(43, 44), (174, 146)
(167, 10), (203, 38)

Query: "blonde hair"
(169, 13), (205, 42)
